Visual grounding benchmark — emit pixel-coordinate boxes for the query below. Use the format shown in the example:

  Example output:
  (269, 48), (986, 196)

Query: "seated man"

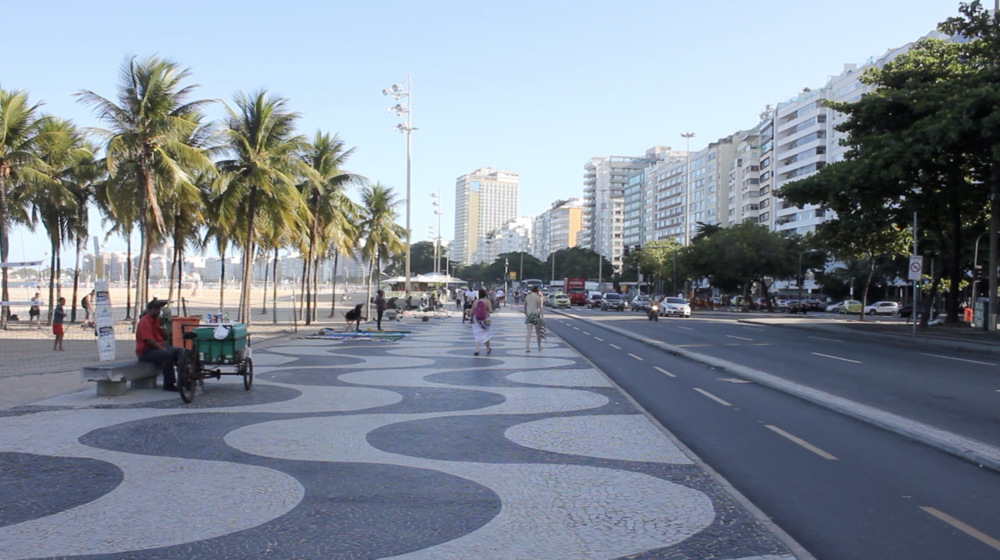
(136, 299), (183, 391)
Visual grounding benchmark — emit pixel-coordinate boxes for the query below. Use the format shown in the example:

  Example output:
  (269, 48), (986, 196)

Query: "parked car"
(659, 297), (692, 317)
(825, 301), (845, 313)
(630, 295), (652, 312)
(587, 292), (604, 309)
(864, 301), (900, 315)
(601, 293), (626, 311)
(551, 293), (571, 309)
(838, 300), (864, 314)
(801, 299), (825, 311)
(894, 305), (937, 319)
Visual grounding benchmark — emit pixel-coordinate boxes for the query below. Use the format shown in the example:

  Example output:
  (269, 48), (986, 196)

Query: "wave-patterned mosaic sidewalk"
(0, 314), (796, 560)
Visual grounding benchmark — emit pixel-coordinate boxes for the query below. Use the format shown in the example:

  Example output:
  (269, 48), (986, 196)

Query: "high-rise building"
(453, 168), (519, 265)
(727, 129), (762, 226)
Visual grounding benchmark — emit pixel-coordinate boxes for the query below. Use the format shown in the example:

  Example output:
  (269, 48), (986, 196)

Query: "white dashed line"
(582, 331), (591, 335)
(766, 425), (839, 460)
(921, 353), (996, 366)
(594, 337), (604, 342)
(693, 388), (732, 407)
(812, 352), (861, 364)
(677, 326), (694, 331)
(654, 366), (676, 378)
(572, 326), (580, 331)
(726, 335), (753, 341)
(609, 344), (622, 350)
(809, 336), (844, 343)
(628, 353), (644, 361)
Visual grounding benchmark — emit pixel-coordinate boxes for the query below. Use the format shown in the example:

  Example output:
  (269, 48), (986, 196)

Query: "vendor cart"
(177, 323), (253, 403)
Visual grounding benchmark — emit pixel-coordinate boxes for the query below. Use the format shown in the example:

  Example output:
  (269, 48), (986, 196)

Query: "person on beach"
(29, 293), (41, 329)
(81, 291), (94, 328)
(52, 297), (66, 351)
(524, 285), (545, 353)
(375, 290), (387, 331)
(472, 288), (493, 356)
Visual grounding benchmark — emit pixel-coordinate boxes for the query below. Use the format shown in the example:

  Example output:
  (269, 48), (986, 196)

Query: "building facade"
(453, 168), (519, 265)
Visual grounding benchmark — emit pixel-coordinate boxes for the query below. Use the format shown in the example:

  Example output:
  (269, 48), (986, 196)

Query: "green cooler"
(193, 323), (248, 364)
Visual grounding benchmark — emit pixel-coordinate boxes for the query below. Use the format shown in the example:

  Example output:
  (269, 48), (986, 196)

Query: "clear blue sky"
(3, 0), (959, 262)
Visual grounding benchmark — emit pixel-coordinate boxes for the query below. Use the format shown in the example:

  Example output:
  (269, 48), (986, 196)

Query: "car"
(587, 293), (604, 309)
(893, 305), (937, 319)
(825, 301), (845, 313)
(551, 293), (571, 309)
(838, 300), (863, 314)
(659, 297), (692, 317)
(600, 293), (626, 311)
(630, 295), (652, 312)
(864, 301), (900, 315)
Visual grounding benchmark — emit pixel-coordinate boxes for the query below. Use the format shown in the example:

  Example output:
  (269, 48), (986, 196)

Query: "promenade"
(0, 311), (797, 560)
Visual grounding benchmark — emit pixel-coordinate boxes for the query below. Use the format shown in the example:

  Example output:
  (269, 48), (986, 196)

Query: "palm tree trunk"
(219, 244), (226, 311)
(125, 231), (132, 319)
(299, 257), (308, 323)
(71, 236), (82, 323)
(47, 241), (56, 324)
(272, 246), (279, 324)
(240, 186), (258, 325)
(176, 245), (183, 308)
(312, 257), (320, 321)
(261, 252), (269, 314)
(0, 173), (10, 329)
(366, 251), (376, 323)
(329, 251), (339, 318)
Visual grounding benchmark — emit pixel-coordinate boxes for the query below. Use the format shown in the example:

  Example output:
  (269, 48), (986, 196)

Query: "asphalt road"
(546, 313), (1000, 560)
(555, 307), (1000, 448)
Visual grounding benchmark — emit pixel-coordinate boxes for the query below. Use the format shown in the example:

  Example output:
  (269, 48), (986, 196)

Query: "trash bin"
(965, 307), (974, 323)
(171, 317), (201, 350)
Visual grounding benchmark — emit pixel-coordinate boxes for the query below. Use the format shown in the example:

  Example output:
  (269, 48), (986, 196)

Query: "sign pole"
(93, 237), (116, 361)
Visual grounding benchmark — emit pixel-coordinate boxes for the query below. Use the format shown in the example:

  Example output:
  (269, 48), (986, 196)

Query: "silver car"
(659, 297), (692, 317)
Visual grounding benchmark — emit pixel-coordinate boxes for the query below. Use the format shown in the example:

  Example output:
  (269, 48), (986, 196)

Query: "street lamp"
(382, 76), (417, 297)
(429, 192), (443, 274)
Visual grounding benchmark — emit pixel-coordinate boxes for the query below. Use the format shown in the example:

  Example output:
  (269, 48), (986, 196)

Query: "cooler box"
(193, 323), (248, 364)
(171, 317), (201, 350)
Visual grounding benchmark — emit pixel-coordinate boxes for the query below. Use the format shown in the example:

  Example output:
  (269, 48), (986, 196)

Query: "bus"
(521, 279), (545, 292)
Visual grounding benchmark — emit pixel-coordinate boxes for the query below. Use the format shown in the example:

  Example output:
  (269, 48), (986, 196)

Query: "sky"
(2, 0), (961, 263)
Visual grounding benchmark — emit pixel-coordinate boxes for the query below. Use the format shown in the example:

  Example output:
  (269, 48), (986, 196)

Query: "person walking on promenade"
(29, 292), (41, 329)
(81, 291), (95, 329)
(496, 287), (505, 308)
(472, 288), (493, 356)
(52, 297), (66, 351)
(463, 286), (477, 323)
(524, 285), (545, 353)
(136, 299), (183, 391)
(375, 290), (387, 330)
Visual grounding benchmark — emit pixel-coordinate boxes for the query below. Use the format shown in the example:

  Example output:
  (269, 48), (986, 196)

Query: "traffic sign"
(908, 255), (923, 281)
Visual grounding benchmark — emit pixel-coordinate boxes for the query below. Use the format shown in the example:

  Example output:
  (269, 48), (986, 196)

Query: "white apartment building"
(531, 198), (584, 260)
(453, 168), (519, 265)
(727, 129), (762, 226)
(498, 216), (534, 256)
(624, 147), (686, 247)
(581, 155), (654, 271)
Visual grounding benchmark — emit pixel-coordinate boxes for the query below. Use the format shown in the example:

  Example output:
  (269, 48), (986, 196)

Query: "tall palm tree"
(95, 162), (141, 318)
(215, 90), (313, 324)
(359, 182), (405, 321)
(77, 56), (214, 317)
(299, 131), (363, 325)
(0, 87), (50, 329)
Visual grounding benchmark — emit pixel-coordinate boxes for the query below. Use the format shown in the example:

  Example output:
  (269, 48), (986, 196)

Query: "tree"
(623, 239), (685, 294)
(0, 88), (50, 329)
(358, 182), (404, 320)
(78, 56), (214, 318)
(543, 247), (612, 281)
(215, 90), (313, 324)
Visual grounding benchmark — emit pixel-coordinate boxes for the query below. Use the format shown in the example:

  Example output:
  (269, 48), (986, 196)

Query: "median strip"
(694, 388), (732, 407)
(766, 425), (838, 460)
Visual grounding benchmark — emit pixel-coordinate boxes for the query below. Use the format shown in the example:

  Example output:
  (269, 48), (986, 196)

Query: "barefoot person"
(524, 285), (545, 353)
(52, 297), (66, 351)
(472, 288), (493, 356)
(29, 293), (41, 329)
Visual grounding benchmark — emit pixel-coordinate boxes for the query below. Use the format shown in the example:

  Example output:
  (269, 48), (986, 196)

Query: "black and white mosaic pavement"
(0, 313), (795, 560)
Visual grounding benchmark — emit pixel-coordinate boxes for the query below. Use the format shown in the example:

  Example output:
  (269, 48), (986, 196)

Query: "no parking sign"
(908, 255), (923, 281)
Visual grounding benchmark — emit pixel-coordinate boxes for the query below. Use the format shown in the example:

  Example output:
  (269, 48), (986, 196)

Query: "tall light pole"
(429, 192), (443, 274)
(383, 76), (416, 297)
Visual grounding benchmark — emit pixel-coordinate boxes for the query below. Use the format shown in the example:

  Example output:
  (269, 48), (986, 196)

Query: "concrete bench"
(81, 361), (160, 397)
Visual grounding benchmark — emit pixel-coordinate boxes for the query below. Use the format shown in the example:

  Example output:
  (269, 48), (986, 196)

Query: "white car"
(864, 301), (900, 315)
(825, 302), (844, 313)
(659, 297), (692, 317)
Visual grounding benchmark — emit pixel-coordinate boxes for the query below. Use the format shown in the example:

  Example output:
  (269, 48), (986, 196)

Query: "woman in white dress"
(471, 288), (494, 356)
(523, 285), (545, 353)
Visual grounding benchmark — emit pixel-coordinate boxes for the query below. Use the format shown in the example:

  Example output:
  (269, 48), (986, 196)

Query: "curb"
(556, 316), (814, 560)
(554, 310), (1000, 475)
(735, 318), (1000, 356)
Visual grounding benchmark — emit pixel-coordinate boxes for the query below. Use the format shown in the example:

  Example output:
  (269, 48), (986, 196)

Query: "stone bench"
(81, 361), (160, 397)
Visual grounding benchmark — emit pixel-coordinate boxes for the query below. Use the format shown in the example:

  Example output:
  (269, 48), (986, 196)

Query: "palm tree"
(0, 88), (50, 329)
(299, 131), (363, 325)
(95, 162), (141, 318)
(214, 90), (313, 324)
(358, 182), (405, 321)
(77, 56), (214, 318)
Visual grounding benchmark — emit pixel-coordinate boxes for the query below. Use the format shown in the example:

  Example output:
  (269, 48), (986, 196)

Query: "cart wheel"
(243, 358), (253, 391)
(179, 350), (197, 404)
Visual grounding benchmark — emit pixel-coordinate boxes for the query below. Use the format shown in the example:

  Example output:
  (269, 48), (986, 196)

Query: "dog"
(344, 304), (364, 331)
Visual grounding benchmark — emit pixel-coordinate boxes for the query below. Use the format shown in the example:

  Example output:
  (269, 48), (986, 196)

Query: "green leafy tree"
(544, 247), (613, 281)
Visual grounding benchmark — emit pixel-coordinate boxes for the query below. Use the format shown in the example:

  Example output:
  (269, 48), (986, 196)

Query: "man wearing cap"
(136, 300), (183, 391)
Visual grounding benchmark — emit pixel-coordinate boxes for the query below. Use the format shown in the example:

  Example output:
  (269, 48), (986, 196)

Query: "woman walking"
(472, 288), (493, 356)
(523, 285), (545, 353)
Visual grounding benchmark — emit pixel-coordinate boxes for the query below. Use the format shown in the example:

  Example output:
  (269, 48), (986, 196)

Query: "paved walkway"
(0, 311), (797, 560)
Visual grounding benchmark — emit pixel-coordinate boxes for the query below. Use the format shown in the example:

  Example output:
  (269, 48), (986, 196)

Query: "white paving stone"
(506, 368), (612, 388)
(504, 415), (692, 464)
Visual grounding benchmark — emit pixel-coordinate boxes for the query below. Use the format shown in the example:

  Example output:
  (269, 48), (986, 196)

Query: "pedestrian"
(463, 286), (477, 322)
(375, 290), (387, 330)
(81, 291), (94, 328)
(496, 287), (505, 308)
(52, 297), (66, 351)
(472, 288), (493, 356)
(524, 285), (546, 353)
(136, 299), (183, 392)
(29, 292), (41, 329)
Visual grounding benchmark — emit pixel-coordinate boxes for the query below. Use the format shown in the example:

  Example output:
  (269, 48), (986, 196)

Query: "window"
(759, 212), (770, 222)
(761, 157), (771, 169)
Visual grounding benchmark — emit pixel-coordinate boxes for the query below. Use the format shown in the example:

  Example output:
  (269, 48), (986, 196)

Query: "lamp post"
(798, 249), (821, 308)
(382, 76), (416, 298)
(429, 192), (443, 274)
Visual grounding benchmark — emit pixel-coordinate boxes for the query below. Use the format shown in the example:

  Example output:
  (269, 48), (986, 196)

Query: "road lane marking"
(765, 425), (839, 460)
(654, 366), (676, 378)
(921, 507), (1000, 552)
(694, 388), (732, 407)
(720, 378), (754, 384)
(812, 352), (861, 364)
(809, 336), (844, 343)
(594, 337), (604, 342)
(628, 353), (644, 361)
(609, 344), (622, 350)
(921, 353), (996, 367)
(727, 335), (753, 341)
(677, 326), (694, 331)
(582, 331), (591, 335)
(572, 326), (580, 330)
